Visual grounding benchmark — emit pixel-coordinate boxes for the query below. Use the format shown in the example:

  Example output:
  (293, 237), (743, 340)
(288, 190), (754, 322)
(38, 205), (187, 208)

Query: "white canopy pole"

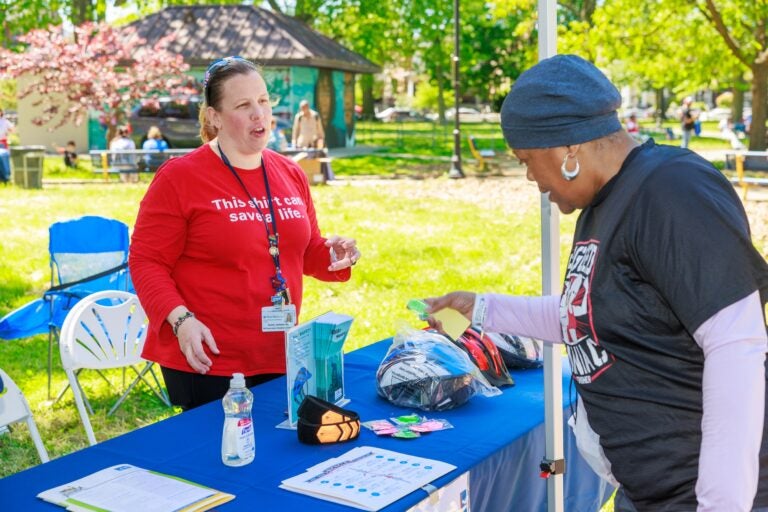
(537, 1), (564, 511)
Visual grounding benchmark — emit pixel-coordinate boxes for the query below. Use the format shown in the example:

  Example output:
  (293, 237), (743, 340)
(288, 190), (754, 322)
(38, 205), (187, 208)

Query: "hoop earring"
(561, 153), (580, 181)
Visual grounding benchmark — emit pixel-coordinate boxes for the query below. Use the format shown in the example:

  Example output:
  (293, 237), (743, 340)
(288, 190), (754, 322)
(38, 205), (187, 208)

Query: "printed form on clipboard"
(36, 464), (235, 512)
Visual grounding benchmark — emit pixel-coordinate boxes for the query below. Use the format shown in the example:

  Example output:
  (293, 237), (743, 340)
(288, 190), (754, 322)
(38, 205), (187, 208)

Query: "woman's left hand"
(326, 235), (360, 271)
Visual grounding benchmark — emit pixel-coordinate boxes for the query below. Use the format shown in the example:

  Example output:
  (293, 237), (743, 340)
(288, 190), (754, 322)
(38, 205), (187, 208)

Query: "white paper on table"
(280, 446), (456, 511)
(37, 464), (232, 512)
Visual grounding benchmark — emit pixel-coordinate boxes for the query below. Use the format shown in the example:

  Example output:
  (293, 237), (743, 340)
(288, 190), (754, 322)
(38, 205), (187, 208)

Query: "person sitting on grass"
(64, 141), (78, 168)
(55, 141), (79, 169)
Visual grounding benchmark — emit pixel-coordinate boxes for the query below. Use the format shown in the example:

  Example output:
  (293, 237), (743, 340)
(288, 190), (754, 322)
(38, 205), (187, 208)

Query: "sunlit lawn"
(0, 121), (738, 512)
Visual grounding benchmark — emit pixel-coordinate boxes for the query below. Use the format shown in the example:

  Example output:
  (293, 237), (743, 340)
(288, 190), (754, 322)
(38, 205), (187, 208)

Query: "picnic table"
(725, 150), (768, 200)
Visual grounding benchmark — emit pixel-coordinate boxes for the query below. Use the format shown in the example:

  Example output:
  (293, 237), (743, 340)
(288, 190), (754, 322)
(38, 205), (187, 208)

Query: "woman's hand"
(326, 235), (361, 271)
(423, 291), (476, 331)
(172, 312), (220, 374)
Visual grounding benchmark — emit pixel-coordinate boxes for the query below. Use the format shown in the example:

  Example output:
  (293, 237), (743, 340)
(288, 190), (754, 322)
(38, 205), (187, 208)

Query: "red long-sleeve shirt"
(129, 145), (350, 376)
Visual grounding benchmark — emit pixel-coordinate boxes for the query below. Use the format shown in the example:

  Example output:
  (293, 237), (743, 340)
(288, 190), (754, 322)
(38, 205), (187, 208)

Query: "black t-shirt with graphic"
(561, 140), (768, 509)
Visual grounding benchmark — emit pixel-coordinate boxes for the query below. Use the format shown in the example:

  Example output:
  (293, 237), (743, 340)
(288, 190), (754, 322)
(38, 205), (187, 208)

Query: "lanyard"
(217, 142), (290, 304)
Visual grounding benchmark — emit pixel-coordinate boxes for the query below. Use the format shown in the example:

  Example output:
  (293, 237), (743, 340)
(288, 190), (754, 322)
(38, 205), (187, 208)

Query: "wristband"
(172, 311), (195, 336)
(472, 295), (487, 328)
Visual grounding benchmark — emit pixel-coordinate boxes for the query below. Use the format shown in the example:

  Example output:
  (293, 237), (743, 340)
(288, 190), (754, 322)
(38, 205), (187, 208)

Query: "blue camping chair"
(0, 216), (133, 398)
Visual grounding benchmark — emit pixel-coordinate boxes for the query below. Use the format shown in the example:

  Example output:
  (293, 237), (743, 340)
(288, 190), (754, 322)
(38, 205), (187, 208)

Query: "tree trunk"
(436, 68), (447, 124)
(71, 0), (90, 25)
(265, 0), (283, 13)
(433, 38), (447, 124)
(360, 74), (375, 120)
(732, 80), (745, 125)
(748, 61), (767, 151)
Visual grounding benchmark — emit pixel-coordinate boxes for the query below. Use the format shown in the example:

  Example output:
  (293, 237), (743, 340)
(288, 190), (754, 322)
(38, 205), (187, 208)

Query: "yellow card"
(433, 308), (471, 340)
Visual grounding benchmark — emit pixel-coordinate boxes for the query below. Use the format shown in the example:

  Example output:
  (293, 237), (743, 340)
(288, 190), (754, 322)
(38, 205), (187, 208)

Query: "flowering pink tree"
(0, 22), (195, 141)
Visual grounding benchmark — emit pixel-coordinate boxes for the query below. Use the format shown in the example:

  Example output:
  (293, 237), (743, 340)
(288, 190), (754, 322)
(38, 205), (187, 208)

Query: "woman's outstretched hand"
(423, 291), (476, 331)
(326, 235), (361, 271)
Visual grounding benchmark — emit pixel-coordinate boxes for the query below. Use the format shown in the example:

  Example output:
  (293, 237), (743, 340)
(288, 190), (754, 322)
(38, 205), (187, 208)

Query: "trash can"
(10, 145), (46, 189)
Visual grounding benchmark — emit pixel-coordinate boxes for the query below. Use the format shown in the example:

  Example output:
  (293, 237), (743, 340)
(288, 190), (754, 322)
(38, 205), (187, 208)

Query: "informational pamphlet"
(37, 464), (235, 512)
(283, 311), (354, 427)
(280, 446), (456, 511)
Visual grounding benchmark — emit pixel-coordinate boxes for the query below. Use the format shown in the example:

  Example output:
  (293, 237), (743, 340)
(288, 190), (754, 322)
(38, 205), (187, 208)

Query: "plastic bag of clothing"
(376, 328), (501, 411)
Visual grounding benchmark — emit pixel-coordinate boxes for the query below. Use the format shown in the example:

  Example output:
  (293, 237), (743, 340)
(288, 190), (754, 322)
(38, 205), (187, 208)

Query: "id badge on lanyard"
(262, 304), (297, 332)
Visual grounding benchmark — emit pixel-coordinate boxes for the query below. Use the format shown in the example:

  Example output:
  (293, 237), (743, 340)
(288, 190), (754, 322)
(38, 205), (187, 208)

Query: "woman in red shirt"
(129, 57), (360, 410)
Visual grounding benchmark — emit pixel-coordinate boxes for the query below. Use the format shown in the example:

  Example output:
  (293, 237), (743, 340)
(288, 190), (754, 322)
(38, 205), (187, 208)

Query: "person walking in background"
(129, 56), (360, 411)
(680, 96), (697, 149)
(425, 55), (768, 511)
(624, 113), (641, 141)
(292, 99), (325, 149)
(109, 125), (138, 183)
(0, 108), (15, 149)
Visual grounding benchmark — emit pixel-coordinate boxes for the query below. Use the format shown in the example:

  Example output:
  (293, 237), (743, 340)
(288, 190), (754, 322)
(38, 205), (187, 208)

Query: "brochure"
(284, 311), (354, 427)
(280, 446), (456, 511)
(37, 464), (235, 512)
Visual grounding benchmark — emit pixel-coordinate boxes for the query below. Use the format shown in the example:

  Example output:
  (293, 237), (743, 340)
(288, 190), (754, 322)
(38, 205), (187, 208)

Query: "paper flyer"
(284, 311), (354, 427)
(280, 446), (456, 511)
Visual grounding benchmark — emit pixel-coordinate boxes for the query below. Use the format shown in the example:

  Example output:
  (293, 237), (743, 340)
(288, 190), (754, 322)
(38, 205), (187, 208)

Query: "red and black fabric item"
(448, 328), (515, 388)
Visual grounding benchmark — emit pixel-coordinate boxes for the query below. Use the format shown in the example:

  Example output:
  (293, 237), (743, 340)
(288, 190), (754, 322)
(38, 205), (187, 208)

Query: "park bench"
(88, 148), (193, 181)
(724, 150), (768, 200)
(468, 135), (500, 173)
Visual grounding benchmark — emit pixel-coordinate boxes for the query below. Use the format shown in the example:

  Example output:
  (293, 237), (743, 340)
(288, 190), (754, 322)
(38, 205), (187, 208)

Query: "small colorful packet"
(361, 419), (399, 436)
(364, 415), (454, 439)
(390, 414), (423, 426)
(409, 419), (453, 433)
(392, 429), (420, 439)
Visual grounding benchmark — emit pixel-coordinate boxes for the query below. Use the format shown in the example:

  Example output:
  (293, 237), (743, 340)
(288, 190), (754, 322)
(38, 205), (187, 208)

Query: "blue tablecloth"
(0, 340), (613, 511)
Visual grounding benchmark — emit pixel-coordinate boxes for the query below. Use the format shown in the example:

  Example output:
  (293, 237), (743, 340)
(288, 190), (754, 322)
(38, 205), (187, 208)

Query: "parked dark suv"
(129, 96), (202, 148)
(130, 96), (293, 148)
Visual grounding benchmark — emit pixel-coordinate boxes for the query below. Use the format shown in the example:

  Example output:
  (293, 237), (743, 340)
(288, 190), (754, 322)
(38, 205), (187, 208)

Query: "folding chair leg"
(25, 417), (50, 463)
(53, 380), (71, 406)
(138, 365), (171, 407)
(61, 370), (94, 415)
(107, 362), (170, 416)
(107, 367), (144, 416)
(47, 327), (56, 399)
(147, 366), (171, 407)
(66, 368), (97, 446)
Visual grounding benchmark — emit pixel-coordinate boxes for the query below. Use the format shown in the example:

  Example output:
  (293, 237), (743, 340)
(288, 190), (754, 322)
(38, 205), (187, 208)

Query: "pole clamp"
(539, 457), (566, 478)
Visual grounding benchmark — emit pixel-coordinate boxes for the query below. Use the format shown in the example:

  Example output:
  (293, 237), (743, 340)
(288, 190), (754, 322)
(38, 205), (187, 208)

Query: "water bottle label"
(236, 418), (255, 458)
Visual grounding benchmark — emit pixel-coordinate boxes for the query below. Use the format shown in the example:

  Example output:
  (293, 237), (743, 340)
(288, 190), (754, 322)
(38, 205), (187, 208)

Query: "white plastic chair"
(0, 368), (49, 462)
(59, 290), (170, 445)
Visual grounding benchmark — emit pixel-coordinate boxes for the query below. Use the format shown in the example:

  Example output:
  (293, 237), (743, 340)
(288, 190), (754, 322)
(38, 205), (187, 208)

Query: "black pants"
(161, 366), (282, 411)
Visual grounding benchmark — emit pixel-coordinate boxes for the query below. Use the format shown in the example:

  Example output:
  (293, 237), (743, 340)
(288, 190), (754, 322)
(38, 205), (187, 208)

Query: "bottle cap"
(230, 372), (245, 387)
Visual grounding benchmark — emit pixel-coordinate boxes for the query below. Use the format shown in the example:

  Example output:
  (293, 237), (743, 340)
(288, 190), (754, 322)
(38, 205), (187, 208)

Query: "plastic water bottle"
(221, 373), (255, 467)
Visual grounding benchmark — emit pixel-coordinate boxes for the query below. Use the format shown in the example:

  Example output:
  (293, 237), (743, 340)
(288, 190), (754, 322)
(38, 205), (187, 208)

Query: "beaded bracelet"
(172, 311), (195, 336)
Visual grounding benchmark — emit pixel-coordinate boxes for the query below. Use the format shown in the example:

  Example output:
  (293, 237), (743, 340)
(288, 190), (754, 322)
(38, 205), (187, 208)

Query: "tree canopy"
(1, 0), (765, 149)
(0, 22), (190, 140)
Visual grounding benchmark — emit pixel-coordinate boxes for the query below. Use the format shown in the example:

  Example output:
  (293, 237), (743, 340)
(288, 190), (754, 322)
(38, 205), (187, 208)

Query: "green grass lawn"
(0, 174), (577, 477)
(0, 122), (742, 512)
